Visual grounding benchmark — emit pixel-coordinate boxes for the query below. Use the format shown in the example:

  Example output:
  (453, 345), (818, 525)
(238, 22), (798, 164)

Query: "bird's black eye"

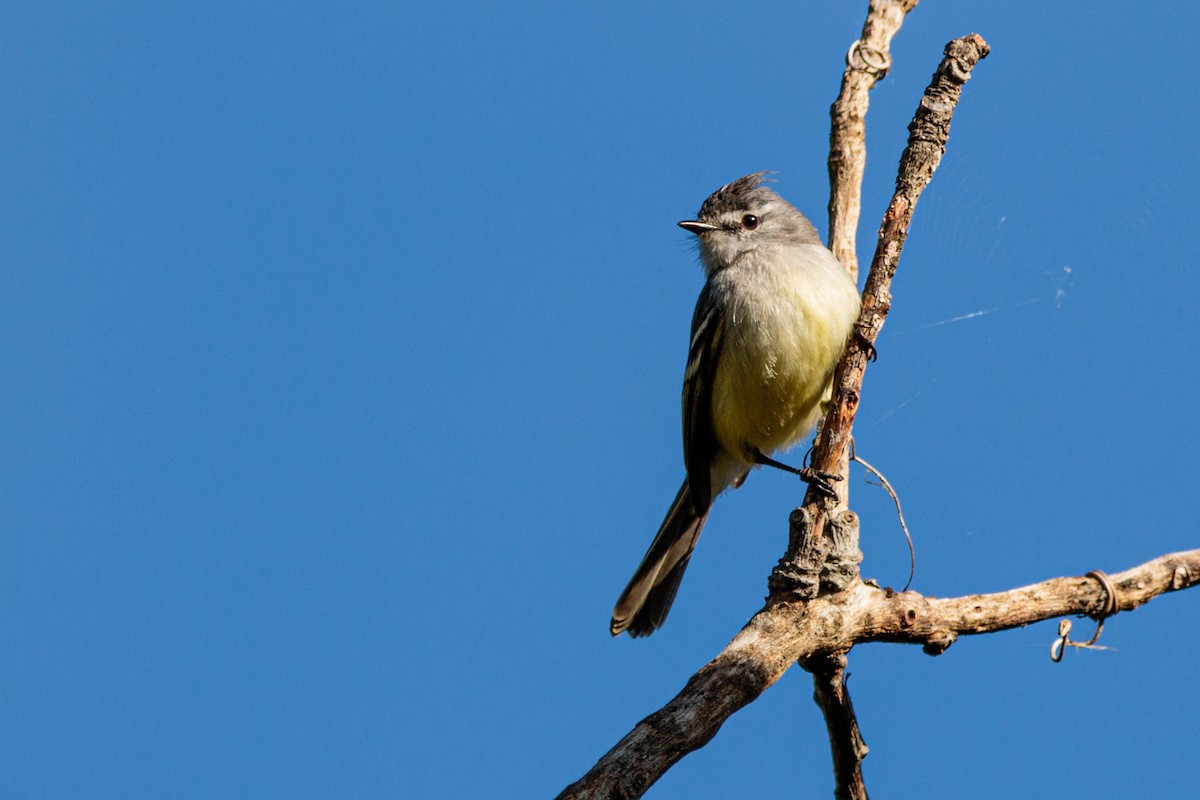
(741, 214), (759, 230)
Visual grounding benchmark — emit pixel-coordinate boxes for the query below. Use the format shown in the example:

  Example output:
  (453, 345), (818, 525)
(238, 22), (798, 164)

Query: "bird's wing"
(682, 284), (723, 512)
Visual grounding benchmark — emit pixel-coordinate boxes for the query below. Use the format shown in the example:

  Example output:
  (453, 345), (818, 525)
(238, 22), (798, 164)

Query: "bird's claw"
(854, 328), (878, 362)
(799, 467), (843, 499)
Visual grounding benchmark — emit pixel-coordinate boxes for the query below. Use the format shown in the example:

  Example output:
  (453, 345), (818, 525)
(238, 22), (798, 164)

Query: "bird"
(610, 172), (861, 637)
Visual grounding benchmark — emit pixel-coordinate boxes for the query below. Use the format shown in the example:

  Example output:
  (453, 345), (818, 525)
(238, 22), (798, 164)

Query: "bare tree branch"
(559, 16), (1194, 800)
(558, 31), (997, 800)
(806, 33), (991, 514)
(805, 656), (869, 800)
(557, 550), (1200, 799)
(827, 0), (920, 280)
(806, 33), (987, 797)
(819, 0), (920, 535)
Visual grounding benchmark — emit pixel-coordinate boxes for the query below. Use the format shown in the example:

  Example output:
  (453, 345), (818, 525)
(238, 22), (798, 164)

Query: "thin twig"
(853, 450), (915, 591)
(828, 0), (922, 280)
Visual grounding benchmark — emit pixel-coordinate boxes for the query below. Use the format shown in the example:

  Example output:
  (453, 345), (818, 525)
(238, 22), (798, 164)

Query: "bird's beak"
(678, 220), (720, 234)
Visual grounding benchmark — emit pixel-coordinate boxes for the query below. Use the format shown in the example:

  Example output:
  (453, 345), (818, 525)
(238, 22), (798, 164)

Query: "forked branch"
(557, 29), (995, 800)
(554, 21), (1193, 800)
(556, 550), (1200, 800)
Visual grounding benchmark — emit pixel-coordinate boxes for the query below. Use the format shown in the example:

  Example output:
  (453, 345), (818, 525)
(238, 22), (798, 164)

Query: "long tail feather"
(610, 481), (708, 637)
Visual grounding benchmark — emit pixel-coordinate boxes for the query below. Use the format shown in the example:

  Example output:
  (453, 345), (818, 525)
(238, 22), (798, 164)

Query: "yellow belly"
(710, 333), (834, 460)
(707, 257), (854, 461)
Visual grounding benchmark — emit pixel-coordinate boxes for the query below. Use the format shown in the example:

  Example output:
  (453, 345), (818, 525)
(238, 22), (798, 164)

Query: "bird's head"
(678, 172), (821, 276)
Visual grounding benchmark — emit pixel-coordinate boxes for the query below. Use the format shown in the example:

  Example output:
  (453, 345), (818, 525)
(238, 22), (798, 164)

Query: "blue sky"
(2, 2), (1197, 798)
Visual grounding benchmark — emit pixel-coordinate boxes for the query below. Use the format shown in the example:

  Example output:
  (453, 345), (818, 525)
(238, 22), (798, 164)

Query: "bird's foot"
(754, 450), (843, 499)
(799, 467), (843, 499)
(854, 326), (878, 362)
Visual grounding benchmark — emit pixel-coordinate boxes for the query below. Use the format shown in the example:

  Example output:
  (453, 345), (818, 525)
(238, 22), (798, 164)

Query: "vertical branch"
(802, 32), (990, 800)
(808, 656), (870, 800)
(828, 0), (920, 281)
(823, 0), (919, 513)
(803, 9), (917, 799)
(778, 0), (920, 593)
(809, 34), (991, 505)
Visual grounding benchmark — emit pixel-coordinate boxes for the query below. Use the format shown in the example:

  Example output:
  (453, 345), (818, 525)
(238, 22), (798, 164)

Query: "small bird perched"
(610, 173), (861, 638)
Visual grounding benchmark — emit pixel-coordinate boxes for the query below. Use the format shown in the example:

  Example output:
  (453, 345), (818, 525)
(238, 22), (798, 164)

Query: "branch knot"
(769, 508), (862, 600)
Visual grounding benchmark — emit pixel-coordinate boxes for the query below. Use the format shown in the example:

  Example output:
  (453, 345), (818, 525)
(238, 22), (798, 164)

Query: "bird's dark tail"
(610, 480), (708, 637)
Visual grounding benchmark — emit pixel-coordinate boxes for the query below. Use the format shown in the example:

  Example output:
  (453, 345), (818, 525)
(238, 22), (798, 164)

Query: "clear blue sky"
(2, 2), (1197, 798)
